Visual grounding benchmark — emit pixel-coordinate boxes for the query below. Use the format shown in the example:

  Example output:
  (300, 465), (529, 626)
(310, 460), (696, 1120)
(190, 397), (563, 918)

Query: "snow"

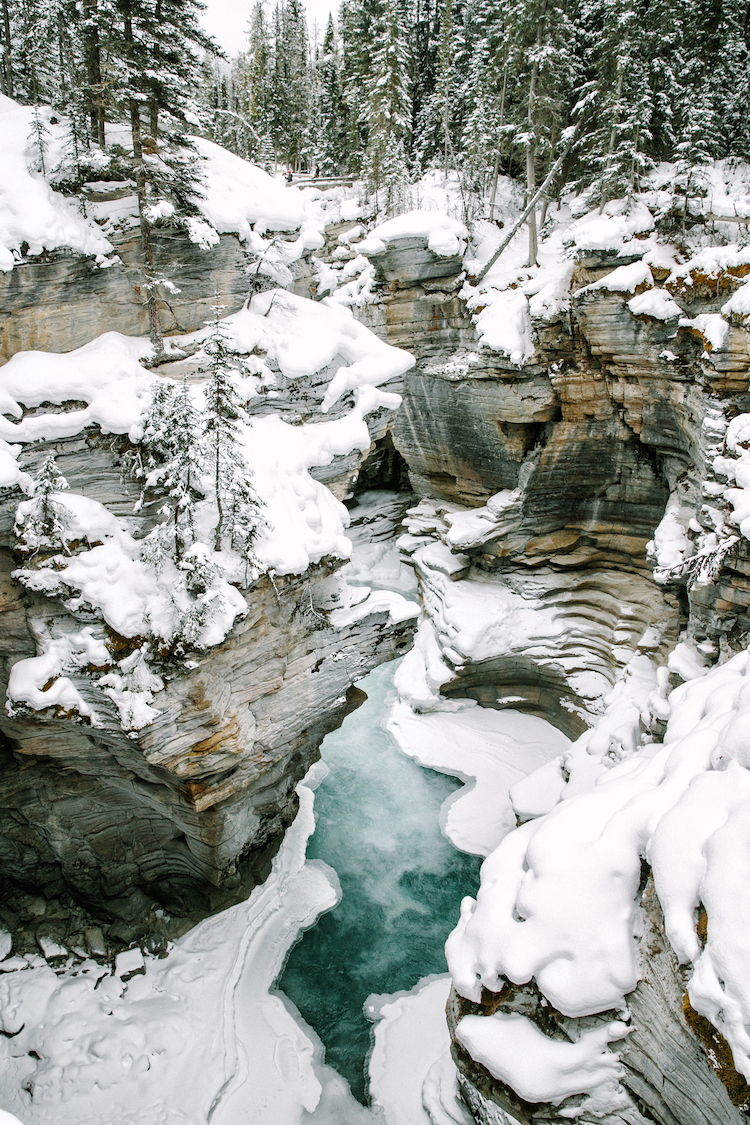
(456, 161), (750, 380)
(647, 502), (693, 571)
(455, 1013), (629, 1110)
(387, 702), (570, 856)
(678, 312), (730, 351)
(723, 278), (750, 320)
(0, 96), (112, 270)
(627, 287), (684, 321)
(0, 332), (155, 455)
(0, 747), (471, 1125)
(1, 295), (415, 727)
(241, 289), (415, 412)
(194, 137), (308, 237)
(406, 556), (562, 675)
(711, 413), (750, 540)
(575, 260), (653, 296)
(6, 626), (110, 724)
(442, 491), (521, 551)
(445, 642), (750, 1088)
(0, 95), (358, 288)
(13, 493), (247, 641)
(0, 769), (345, 1125)
(359, 211), (468, 259)
(368, 975), (467, 1125)
(329, 588), (420, 628)
(564, 199), (655, 254)
(667, 243), (750, 287)
(470, 288), (534, 364)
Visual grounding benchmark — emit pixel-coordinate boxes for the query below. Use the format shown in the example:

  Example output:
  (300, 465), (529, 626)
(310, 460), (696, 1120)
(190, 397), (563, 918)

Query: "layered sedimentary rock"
(0, 230), (254, 362)
(0, 279), (416, 952)
(356, 230), (750, 1124)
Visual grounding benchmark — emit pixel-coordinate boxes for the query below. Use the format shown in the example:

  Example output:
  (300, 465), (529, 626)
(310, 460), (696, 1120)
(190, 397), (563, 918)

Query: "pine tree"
(202, 298), (262, 557)
(15, 456), (72, 555)
(28, 101), (50, 174)
(363, 0), (411, 211)
(579, 0), (656, 207)
(339, 0), (380, 173)
(1, 0), (14, 97)
(318, 16), (347, 173)
(501, 0), (578, 263)
(460, 0), (509, 188)
(111, 0), (217, 356)
(714, 0), (750, 162)
(245, 1), (273, 160)
(138, 376), (205, 562)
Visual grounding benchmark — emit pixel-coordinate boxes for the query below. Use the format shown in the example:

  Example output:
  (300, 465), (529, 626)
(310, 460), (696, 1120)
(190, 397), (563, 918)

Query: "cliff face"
(355, 230), (750, 1125)
(0, 263), (417, 952)
(0, 230), (255, 363)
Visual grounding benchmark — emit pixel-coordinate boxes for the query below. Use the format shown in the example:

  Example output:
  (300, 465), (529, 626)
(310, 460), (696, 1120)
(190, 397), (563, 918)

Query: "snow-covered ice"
(387, 702), (570, 857)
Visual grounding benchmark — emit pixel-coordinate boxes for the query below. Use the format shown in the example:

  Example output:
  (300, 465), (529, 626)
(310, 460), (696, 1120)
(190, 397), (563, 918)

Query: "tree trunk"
(600, 69), (624, 212)
(124, 2), (163, 355)
(440, 0), (453, 177)
(1, 0), (13, 99)
(526, 5), (546, 267)
(84, 0), (106, 147)
(526, 89), (538, 267)
(488, 51), (508, 221)
(214, 440), (223, 552)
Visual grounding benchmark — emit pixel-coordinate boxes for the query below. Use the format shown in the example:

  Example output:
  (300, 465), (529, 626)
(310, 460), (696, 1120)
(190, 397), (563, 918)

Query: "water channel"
(279, 659), (482, 1104)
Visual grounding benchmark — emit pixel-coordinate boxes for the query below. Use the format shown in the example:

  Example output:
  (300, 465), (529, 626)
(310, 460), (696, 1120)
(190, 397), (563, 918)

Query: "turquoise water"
(278, 660), (482, 1103)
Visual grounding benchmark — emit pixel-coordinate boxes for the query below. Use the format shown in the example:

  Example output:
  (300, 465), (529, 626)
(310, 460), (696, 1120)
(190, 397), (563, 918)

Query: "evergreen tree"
(339, 0), (380, 172)
(245, 1), (273, 159)
(363, 0), (411, 210)
(318, 15), (347, 172)
(139, 376), (205, 562)
(15, 456), (72, 555)
(581, 0), (654, 207)
(460, 0), (509, 187)
(502, 0), (578, 263)
(202, 299), (263, 557)
(111, 0), (217, 355)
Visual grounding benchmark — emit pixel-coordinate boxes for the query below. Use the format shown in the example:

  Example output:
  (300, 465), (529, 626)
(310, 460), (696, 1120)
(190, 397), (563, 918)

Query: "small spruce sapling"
(202, 295), (263, 559)
(162, 376), (204, 561)
(138, 376), (205, 561)
(28, 101), (50, 176)
(15, 456), (72, 555)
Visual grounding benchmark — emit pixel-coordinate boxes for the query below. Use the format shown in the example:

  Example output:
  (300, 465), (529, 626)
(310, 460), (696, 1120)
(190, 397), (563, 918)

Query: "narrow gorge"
(1, 95), (750, 1125)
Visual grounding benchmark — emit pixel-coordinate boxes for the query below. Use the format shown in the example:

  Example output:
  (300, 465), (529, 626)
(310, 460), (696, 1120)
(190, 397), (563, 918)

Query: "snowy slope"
(0, 96), (362, 284)
(0, 96), (113, 270)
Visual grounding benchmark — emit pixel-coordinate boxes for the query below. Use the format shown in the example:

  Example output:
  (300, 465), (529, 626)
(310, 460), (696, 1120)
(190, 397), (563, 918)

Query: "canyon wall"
(0, 248), (416, 952)
(354, 231), (750, 1125)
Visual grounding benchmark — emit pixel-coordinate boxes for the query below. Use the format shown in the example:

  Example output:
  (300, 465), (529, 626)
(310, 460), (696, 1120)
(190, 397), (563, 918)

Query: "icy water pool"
(279, 659), (482, 1103)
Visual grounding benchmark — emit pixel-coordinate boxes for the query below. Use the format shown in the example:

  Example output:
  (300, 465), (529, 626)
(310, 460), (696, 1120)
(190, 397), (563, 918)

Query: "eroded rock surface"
(355, 231), (750, 1125)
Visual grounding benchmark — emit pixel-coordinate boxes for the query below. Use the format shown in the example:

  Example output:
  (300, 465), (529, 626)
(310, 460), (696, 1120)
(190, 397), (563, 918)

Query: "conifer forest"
(4, 0), (750, 223)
